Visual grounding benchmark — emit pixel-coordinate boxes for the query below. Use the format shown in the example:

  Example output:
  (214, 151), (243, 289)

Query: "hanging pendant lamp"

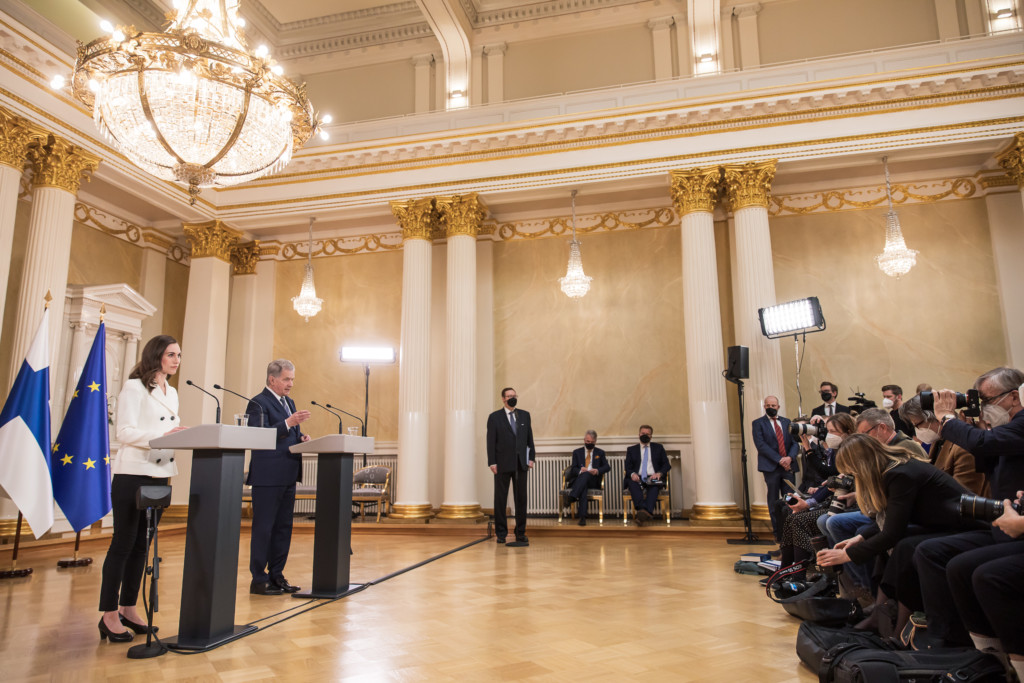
(875, 156), (919, 279)
(559, 190), (593, 299)
(292, 217), (323, 321)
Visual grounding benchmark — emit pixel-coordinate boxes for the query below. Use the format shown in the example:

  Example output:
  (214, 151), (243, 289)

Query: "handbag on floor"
(818, 643), (1007, 683)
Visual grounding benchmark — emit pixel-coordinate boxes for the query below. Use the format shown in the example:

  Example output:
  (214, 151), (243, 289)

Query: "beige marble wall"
(67, 221), (142, 290)
(271, 251), (403, 440)
(0, 200), (30, 391)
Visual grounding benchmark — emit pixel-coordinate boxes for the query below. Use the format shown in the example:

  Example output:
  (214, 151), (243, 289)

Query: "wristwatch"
(939, 414), (956, 430)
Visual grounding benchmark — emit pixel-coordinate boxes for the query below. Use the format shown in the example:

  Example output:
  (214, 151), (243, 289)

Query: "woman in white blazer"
(98, 335), (185, 643)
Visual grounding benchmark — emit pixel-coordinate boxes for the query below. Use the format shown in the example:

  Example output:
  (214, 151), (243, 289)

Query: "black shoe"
(119, 615), (158, 634)
(638, 509), (653, 522)
(768, 548), (782, 558)
(759, 577), (770, 587)
(271, 577), (301, 593)
(98, 618), (134, 643)
(250, 581), (284, 595)
(496, 537), (506, 544)
(577, 516), (587, 526)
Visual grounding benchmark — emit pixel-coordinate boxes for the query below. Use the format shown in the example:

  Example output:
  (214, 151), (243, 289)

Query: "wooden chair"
(351, 465), (391, 522)
(622, 476), (671, 526)
(558, 465), (605, 524)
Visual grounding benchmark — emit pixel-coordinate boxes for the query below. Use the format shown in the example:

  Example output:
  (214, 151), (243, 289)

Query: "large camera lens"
(790, 422), (827, 440)
(921, 391), (968, 412)
(959, 494), (1005, 522)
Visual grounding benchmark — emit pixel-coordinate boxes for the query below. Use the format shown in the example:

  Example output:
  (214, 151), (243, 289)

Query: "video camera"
(920, 390), (981, 419)
(847, 392), (876, 414)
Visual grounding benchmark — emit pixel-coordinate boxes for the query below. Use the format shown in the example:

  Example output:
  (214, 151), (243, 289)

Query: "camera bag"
(766, 569), (863, 626)
(818, 643), (1006, 683)
(795, 622), (894, 672)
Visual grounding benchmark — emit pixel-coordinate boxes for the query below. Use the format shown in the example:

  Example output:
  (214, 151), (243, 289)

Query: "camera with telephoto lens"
(920, 390), (981, 419)
(790, 421), (828, 440)
(959, 493), (1023, 522)
(824, 474), (854, 515)
(810, 535), (840, 577)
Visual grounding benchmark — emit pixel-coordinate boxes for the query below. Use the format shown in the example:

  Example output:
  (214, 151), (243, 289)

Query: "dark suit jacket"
(246, 387), (305, 486)
(752, 415), (800, 473)
(811, 402), (851, 417)
(568, 447), (610, 487)
(623, 442), (670, 488)
(486, 408), (535, 473)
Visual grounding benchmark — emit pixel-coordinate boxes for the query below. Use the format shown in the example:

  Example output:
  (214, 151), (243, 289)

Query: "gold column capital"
(27, 134), (100, 195)
(391, 197), (440, 241)
(669, 168), (723, 215)
(230, 240), (261, 274)
(183, 219), (243, 262)
(997, 132), (1024, 188)
(437, 193), (488, 238)
(0, 108), (42, 170)
(721, 160), (778, 210)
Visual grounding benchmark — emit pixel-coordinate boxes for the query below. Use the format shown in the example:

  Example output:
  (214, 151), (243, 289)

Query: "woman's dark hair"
(130, 335), (178, 388)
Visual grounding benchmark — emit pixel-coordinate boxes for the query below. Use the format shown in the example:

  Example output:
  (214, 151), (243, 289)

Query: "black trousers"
(568, 471), (600, 517)
(626, 479), (662, 514)
(98, 474), (166, 612)
(493, 468), (528, 539)
(249, 484), (296, 583)
(967, 549), (1024, 655)
(763, 468), (796, 543)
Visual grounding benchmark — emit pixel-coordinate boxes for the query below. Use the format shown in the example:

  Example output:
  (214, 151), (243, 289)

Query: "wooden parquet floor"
(0, 528), (815, 682)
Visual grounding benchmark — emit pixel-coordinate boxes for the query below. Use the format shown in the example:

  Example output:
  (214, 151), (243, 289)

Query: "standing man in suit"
(566, 430), (610, 526)
(246, 359), (311, 595)
(752, 395), (799, 544)
(811, 381), (850, 417)
(486, 387), (535, 546)
(624, 424), (670, 526)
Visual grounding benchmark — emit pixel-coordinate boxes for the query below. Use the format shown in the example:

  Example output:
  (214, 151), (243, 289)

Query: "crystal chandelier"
(559, 190), (593, 299)
(875, 156), (919, 279)
(292, 217), (323, 321)
(65, 0), (328, 205)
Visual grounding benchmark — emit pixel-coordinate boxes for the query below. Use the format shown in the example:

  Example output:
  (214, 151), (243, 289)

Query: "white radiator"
(527, 455), (629, 515)
(294, 454), (397, 515)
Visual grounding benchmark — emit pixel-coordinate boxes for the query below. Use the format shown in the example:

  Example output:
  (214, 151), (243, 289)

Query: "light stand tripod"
(128, 485), (171, 659)
(724, 375), (772, 546)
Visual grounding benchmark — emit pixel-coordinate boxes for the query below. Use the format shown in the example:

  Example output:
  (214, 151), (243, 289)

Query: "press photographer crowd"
(746, 368), (1024, 682)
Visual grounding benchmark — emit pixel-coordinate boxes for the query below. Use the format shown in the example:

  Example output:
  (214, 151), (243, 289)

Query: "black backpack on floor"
(818, 643), (1007, 683)
(795, 622), (895, 672)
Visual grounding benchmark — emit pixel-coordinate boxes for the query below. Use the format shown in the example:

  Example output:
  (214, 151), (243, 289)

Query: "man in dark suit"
(566, 430), (610, 526)
(246, 359), (311, 595)
(486, 387), (535, 546)
(752, 395), (799, 544)
(623, 424), (670, 526)
(811, 381), (851, 417)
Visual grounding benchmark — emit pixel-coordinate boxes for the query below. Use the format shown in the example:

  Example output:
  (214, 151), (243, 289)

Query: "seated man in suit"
(566, 430), (610, 526)
(624, 424), (670, 526)
(811, 381), (851, 418)
(752, 395), (799, 545)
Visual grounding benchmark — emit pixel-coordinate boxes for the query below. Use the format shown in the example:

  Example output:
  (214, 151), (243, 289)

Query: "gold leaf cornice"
(437, 193), (487, 237)
(669, 168), (723, 215)
(722, 160), (777, 210)
(27, 134), (100, 194)
(997, 131), (1024, 188)
(391, 198), (440, 241)
(231, 241), (261, 275)
(768, 177), (980, 216)
(0, 107), (42, 170)
(493, 206), (677, 240)
(183, 220), (243, 262)
(74, 202), (189, 264)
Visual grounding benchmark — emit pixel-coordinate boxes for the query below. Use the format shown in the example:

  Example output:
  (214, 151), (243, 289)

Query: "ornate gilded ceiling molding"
(0, 107), (42, 170)
(437, 194), (488, 238)
(768, 176), (982, 216)
(996, 131), (1024, 188)
(492, 206), (677, 241)
(183, 220), (243, 262)
(230, 241), (261, 275)
(27, 134), (100, 195)
(722, 160), (778, 210)
(261, 233), (403, 260)
(669, 168), (724, 215)
(391, 197), (440, 241)
(74, 203), (189, 264)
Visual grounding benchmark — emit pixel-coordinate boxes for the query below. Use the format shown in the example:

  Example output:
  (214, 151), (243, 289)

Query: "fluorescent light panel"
(758, 297), (826, 339)
(340, 346), (395, 363)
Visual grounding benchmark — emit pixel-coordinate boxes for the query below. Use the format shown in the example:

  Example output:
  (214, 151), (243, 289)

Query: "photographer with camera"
(898, 394), (987, 496)
(914, 367), (1024, 651)
(855, 407), (926, 460)
(793, 417), (835, 494)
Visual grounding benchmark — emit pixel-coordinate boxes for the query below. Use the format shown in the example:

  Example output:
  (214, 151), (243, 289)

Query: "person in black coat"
(566, 430), (610, 526)
(811, 381), (851, 417)
(486, 387), (535, 545)
(623, 424), (670, 525)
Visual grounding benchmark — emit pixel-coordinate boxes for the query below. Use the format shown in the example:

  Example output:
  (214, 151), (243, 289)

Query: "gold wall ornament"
(669, 168), (723, 215)
(27, 134), (100, 195)
(230, 241), (261, 275)
(997, 131), (1024, 188)
(0, 107), (42, 170)
(493, 207), (677, 241)
(769, 177), (979, 216)
(182, 219), (243, 262)
(437, 193), (488, 237)
(721, 160), (778, 211)
(391, 197), (440, 241)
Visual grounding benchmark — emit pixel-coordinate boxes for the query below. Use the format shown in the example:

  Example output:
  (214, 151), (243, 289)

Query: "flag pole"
(0, 512), (33, 579)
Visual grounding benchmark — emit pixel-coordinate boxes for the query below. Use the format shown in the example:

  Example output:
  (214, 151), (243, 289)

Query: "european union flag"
(51, 322), (111, 532)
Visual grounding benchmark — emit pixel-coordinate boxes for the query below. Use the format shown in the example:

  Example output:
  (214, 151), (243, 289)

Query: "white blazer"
(112, 378), (180, 478)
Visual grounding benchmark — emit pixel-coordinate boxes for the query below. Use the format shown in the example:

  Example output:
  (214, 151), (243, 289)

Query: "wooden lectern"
(151, 424), (274, 651)
(289, 434), (374, 598)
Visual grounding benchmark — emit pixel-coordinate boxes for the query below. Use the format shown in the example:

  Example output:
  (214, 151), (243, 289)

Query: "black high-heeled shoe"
(98, 617), (134, 643)
(119, 615), (158, 635)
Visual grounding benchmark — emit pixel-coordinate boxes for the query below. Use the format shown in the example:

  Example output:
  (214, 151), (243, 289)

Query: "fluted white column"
(390, 199), (436, 520)
(0, 109), (37, 355)
(670, 169), (741, 522)
(61, 322), (90, 413)
(724, 160), (785, 524)
(224, 242), (263, 418)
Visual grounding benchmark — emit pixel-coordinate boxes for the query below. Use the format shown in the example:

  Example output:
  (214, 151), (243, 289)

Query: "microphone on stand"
(326, 404), (365, 436)
(214, 383), (266, 427)
(311, 401), (343, 434)
(185, 380), (221, 424)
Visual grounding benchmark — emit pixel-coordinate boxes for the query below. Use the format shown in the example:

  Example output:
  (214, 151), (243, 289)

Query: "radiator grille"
(294, 454), (397, 515)
(527, 455), (629, 515)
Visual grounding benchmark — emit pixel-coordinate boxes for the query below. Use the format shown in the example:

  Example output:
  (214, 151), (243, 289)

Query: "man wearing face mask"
(623, 425), (670, 525)
(854, 408), (927, 460)
(487, 387), (535, 546)
(811, 381), (851, 418)
(565, 430), (610, 526)
(898, 394), (987, 495)
(752, 396), (799, 544)
(882, 384), (916, 439)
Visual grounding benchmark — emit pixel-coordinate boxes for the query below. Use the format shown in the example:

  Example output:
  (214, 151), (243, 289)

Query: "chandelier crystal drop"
(559, 189), (592, 299)
(71, 0), (322, 205)
(292, 217), (323, 321)
(875, 156), (919, 279)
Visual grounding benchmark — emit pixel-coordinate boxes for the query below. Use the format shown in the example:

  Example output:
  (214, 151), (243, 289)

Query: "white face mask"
(882, 397), (894, 409)
(983, 403), (1010, 428)
(915, 426), (939, 445)
(825, 433), (843, 449)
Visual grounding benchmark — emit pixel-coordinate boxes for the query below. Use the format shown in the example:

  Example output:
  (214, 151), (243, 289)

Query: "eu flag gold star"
(73, 389), (79, 398)
(61, 454), (73, 466)
(87, 381), (101, 392)
(51, 442), (59, 454)
(104, 455), (110, 465)
(83, 458), (96, 470)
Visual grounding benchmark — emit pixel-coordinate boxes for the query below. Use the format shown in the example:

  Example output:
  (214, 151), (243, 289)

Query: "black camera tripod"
(724, 375), (773, 546)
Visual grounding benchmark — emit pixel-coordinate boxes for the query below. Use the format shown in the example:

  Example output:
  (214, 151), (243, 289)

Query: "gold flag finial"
(44, 290), (52, 308)
(99, 303), (106, 322)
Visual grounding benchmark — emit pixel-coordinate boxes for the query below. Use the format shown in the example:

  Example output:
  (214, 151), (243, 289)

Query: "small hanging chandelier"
(875, 156), (919, 279)
(559, 190), (592, 299)
(292, 217), (323, 321)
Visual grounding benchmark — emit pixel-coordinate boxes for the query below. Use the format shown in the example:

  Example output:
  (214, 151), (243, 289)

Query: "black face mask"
(584, 443), (594, 450)
(639, 434), (651, 444)
(506, 396), (517, 408)
(820, 391), (833, 402)
(765, 407), (778, 418)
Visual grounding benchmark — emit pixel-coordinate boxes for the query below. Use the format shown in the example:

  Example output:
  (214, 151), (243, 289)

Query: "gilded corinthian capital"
(0, 108), (41, 170)
(997, 132), (1024, 188)
(231, 240), (261, 274)
(669, 168), (723, 215)
(437, 193), (488, 237)
(183, 219), (243, 262)
(721, 160), (778, 210)
(391, 198), (439, 241)
(27, 134), (100, 194)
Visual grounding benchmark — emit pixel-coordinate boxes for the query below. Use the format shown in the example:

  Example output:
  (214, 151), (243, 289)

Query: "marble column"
(722, 160), (785, 524)
(390, 198), (437, 520)
(994, 133), (1024, 366)
(138, 246), (167, 344)
(412, 54), (434, 114)
(224, 241), (263, 418)
(121, 332), (140, 393)
(648, 17), (675, 81)
(435, 194), (487, 521)
(61, 322), (91, 413)
(669, 169), (741, 522)
(734, 3), (762, 68)
(0, 109), (39, 354)
(484, 44), (506, 105)
(7, 134), (99, 386)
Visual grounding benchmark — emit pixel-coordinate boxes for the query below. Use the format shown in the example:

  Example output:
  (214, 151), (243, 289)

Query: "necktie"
(827, 404), (833, 417)
(773, 419), (786, 459)
(641, 445), (649, 482)
(508, 410), (517, 434)
(280, 396), (290, 416)
(584, 451), (591, 469)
